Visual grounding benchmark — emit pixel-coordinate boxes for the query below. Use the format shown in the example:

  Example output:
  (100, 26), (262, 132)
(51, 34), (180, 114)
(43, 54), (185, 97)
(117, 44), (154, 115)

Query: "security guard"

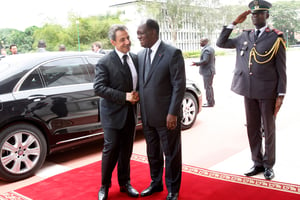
(217, 0), (286, 180)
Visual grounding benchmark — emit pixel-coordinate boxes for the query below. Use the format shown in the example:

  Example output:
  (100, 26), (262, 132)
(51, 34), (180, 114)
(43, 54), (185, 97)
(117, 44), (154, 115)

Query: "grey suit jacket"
(138, 42), (186, 127)
(94, 50), (138, 129)
(194, 45), (216, 76)
(216, 26), (286, 99)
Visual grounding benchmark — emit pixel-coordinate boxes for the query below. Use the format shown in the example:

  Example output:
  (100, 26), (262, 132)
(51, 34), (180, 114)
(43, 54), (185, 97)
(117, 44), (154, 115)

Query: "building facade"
(109, 0), (206, 52)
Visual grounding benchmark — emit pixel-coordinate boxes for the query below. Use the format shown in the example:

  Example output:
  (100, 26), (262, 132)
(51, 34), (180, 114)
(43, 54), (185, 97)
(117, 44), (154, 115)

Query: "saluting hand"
(233, 10), (251, 25)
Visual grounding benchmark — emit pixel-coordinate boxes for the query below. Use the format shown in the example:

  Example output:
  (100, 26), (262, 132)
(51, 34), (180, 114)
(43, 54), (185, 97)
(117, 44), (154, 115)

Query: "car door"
(15, 56), (101, 146)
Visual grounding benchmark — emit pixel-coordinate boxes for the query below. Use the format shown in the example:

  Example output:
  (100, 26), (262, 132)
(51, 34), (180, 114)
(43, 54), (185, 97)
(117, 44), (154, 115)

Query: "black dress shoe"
(98, 186), (109, 200)
(120, 183), (139, 197)
(244, 166), (265, 176)
(264, 168), (275, 180)
(140, 182), (163, 197)
(202, 103), (214, 107)
(166, 192), (179, 200)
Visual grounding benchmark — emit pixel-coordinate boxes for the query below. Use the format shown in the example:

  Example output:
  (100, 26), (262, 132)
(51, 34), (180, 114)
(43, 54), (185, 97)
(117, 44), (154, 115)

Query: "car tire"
(0, 123), (47, 182)
(181, 92), (198, 130)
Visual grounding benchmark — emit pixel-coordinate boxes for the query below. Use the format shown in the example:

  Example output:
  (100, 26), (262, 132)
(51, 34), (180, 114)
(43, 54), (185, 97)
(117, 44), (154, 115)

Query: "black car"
(0, 52), (202, 181)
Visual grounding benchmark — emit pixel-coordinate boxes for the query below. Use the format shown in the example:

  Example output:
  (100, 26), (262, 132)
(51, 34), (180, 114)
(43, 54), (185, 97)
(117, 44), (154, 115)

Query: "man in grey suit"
(94, 25), (139, 200)
(216, 0), (286, 180)
(137, 19), (186, 200)
(192, 38), (216, 107)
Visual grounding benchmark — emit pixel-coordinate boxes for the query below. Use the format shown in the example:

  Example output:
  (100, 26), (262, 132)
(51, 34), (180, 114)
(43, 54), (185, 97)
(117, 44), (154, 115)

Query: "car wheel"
(0, 123), (47, 182)
(181, 92), (198, 130)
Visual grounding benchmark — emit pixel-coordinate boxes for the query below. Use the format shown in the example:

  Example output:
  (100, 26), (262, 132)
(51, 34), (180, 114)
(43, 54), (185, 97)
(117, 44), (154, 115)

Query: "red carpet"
(1, 154), (300, 200)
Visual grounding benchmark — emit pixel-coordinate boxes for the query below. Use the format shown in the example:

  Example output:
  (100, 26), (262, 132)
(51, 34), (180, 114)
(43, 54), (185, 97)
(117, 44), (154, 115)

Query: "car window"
(86, 56), (101, 80)
(20, 69), (43, 90)
(40, 58), (91, 87)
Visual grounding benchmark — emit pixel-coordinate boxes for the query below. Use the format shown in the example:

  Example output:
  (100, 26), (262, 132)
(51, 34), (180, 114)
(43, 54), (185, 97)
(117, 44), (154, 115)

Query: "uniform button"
(249, 72), (253, 75)
(253, 44), (256, 47)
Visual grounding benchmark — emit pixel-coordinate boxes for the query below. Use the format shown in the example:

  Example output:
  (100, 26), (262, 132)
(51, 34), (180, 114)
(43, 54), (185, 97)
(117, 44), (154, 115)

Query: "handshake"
(126, 91), (139, 104)
(191, 62), (197, 66)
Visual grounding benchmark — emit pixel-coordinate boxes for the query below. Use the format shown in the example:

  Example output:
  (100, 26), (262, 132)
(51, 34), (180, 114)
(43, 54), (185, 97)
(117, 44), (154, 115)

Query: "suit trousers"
(143, 123), (182, 193)
(244, 97), (276, 168)
(101, 106), (136, 186)
(203, 74), (215, 106)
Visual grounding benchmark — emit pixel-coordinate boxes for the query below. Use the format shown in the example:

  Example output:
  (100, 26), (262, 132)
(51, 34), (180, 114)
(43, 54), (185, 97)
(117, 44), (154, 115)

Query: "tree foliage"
(0, 13), (123, 53)
(271, 1), (300, 45)
(0, 27), (37, 54)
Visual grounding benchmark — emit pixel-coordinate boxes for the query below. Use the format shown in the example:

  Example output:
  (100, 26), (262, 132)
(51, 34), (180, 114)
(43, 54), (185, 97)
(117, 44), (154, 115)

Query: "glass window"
(40, 58), (91, 87)
(86, 56), (100, 80)
(20, 69), (43, 90)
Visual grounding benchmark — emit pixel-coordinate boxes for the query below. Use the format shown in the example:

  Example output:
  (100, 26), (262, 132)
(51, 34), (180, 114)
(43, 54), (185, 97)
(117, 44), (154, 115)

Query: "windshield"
(0, 56), (28, 81)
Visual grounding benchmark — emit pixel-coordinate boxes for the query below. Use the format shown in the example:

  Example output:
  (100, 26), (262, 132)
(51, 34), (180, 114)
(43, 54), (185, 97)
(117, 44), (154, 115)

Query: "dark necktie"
(255, 30), (260, 41)
(144, 48), (152, 82)
(122, 54), (133, 90)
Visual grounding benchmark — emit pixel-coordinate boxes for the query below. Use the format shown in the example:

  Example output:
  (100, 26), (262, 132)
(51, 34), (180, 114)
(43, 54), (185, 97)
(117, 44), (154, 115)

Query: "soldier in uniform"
(216, 0), (286, 180)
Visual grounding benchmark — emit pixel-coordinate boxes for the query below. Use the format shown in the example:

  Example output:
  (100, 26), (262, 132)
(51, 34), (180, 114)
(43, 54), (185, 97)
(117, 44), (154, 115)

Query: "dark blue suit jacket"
(94, 50), (138, 129)
(138, 42), (186, 127)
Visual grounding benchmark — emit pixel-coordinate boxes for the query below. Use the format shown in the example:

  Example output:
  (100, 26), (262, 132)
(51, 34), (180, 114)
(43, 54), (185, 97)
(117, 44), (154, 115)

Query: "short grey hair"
(108, 25), (128, 41)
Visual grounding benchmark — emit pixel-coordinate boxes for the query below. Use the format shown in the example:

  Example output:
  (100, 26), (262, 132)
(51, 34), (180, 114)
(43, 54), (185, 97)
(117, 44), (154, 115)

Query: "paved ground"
(1, 50), (299, 193)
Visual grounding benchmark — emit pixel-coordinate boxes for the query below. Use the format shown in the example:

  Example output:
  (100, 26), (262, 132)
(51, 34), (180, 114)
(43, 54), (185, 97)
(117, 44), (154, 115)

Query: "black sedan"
(0, 52), (201, 181)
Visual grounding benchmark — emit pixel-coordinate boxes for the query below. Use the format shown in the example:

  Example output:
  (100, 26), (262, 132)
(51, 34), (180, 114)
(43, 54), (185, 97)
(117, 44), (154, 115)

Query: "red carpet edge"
(131, 154), (300, 195)
(1, 153), (299, 200)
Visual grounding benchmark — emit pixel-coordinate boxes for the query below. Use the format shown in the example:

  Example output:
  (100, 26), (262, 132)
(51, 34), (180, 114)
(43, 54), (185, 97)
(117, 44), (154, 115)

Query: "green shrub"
(183, 50), (227, 58)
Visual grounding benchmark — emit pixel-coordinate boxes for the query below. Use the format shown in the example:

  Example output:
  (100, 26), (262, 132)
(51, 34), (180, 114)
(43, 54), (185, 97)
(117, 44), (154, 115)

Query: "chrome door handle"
(28, 95), (46, 101)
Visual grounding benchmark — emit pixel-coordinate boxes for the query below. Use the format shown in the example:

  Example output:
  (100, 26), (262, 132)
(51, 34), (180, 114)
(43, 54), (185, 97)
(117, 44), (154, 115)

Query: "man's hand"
(166, 114), (177, 130)
(126, 91), (139, 104)
(274, 96), (284, 117)
(233, 10), (251, 25)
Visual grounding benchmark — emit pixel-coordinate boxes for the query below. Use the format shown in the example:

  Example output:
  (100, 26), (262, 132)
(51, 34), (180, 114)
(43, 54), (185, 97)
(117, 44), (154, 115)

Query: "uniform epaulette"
(272, 29), (284, 36)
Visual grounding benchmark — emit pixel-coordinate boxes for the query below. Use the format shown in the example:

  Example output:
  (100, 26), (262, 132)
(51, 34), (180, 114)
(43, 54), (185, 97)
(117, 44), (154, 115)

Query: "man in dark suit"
(94, 25), (139, 200)
(137, 19), (186, 200)
(192, 38), (216, 107)
(92, 41), (106, 54)
(216, 0), (286, 180)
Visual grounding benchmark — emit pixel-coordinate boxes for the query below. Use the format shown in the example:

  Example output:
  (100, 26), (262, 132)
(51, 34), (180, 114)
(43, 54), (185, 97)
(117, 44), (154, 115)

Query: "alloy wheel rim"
(181, 97), (196, 125)
(1, 131), (41, 174)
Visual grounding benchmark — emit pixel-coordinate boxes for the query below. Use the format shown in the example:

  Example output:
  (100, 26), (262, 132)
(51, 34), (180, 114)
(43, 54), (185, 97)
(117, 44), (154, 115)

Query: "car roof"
(0, 51), (103, 75)
(0, 51), (103, 95)
(2, 51), (102, 67)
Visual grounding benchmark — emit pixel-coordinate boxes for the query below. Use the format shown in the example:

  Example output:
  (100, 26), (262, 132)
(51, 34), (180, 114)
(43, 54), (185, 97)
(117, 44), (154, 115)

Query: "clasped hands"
(126, 91), (139, 104)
